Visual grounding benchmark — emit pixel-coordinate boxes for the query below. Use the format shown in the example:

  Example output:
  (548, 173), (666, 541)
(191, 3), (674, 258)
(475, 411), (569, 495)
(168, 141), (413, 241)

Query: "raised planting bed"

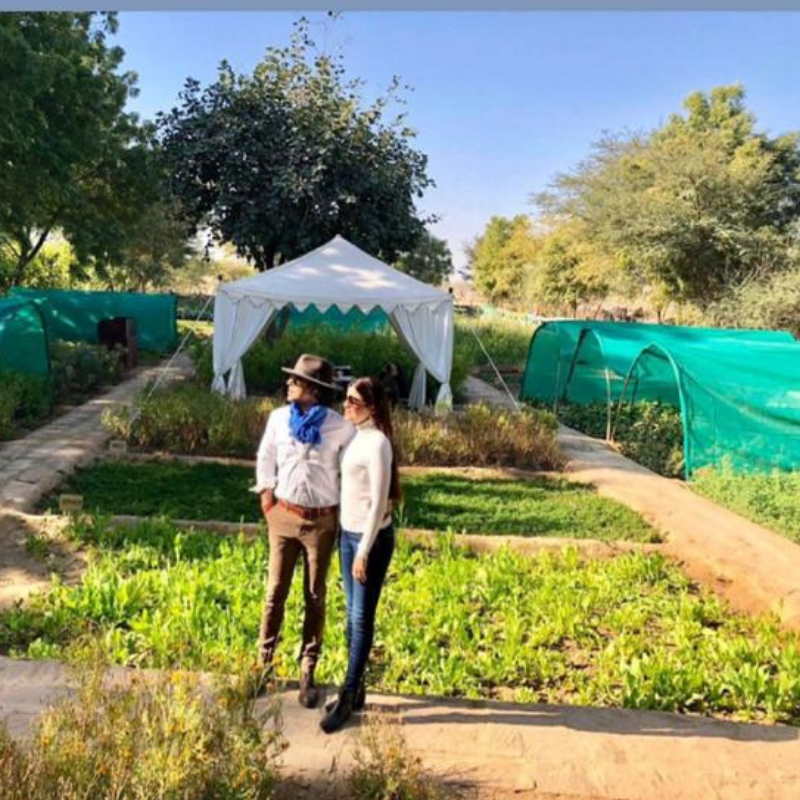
(39, 459), (658, 542)
(3, 517), (800, 723)
(692, 467), (800, 545)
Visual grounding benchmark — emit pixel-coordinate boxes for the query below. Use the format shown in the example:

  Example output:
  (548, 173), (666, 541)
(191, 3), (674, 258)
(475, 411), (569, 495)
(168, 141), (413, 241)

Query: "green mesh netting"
(520, 320), (800, 475)
(521, 320), (795, 405)
(0, 298), (51, 375)
(9, 288), (178, 352)
(621, 340), (800, 475)
(289, 305), (389, 331)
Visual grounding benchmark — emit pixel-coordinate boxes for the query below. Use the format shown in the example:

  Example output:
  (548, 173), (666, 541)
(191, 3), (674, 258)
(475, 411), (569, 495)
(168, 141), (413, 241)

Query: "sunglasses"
(286, 376), (308, 387)
(344, 395), (366, 408)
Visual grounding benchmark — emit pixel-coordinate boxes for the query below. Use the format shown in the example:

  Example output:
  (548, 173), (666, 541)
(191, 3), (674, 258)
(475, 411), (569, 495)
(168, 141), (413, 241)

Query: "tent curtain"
(390, 300), (454, 410)
(212, 293), (277, 398)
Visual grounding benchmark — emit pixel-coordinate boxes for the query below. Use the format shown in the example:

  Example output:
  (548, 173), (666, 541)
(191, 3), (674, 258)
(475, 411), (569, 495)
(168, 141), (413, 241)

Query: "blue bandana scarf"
(288, 402), (328, 445)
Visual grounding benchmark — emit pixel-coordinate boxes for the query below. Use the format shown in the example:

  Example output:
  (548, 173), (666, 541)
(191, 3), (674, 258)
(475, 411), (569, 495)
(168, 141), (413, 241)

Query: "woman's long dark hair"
(350, 376), (401, 502)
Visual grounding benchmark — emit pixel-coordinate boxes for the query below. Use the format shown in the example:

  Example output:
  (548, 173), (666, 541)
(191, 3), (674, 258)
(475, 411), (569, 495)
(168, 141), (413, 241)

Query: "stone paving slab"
(1, 656), (798, 800)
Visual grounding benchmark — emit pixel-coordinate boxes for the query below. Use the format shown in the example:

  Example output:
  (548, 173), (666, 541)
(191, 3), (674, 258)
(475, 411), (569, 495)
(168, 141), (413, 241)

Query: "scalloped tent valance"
(211, 235), (454, 408)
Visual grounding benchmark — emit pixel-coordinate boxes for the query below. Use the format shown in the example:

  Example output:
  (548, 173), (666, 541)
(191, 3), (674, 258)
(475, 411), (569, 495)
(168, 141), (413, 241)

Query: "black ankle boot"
(320, 688), (356, 734)
(299, 670), (319, 709)
(354, 679), (366, 711)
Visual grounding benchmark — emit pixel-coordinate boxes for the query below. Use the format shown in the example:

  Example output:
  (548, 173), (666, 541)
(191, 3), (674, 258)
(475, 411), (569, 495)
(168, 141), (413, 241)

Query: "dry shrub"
(0, 664), (282, 800)
(397, 404), (564, 471)
(348, 712), (460, 800)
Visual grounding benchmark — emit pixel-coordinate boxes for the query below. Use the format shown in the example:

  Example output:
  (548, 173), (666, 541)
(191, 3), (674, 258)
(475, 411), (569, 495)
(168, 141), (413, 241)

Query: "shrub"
(534, 399), (685, 478)
(51, 340), (125, 405)
(103, 383), (277, 457)
(398, 404), (564, 471)
(0, 664), (281, 800)
(105, 386), (563, 469)
(348, 713), (457, 800)
(0, 371), (52, 439)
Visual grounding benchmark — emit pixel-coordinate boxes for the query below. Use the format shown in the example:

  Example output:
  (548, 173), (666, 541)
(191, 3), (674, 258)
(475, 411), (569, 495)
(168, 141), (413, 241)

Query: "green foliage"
(159, 19), (433, 271)
(44, 460), (263, 523)
(400, 471), (658, 541)
(102, 384), (276, 457)
(692, 466), (800, 544)
(42, 460), (655, 542)
(0, 372), (52, 439)
(470, 215), (536, 305)
(453, 313), (531, 370)
(5, 518), (800, 723)
(50, 340), (125, 405)
(706, 265), (800, 337)
(0, 664), (281, 800)
(536, 85), (800, 308)
(0, 13), (162, 289)
(190, 324), (470, 402)
(394, 230), (453, 286)
(537, 400), (685, 478)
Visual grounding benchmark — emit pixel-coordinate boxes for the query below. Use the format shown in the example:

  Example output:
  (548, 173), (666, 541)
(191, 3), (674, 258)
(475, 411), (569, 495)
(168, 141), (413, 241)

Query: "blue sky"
(116, 11), (800, 268)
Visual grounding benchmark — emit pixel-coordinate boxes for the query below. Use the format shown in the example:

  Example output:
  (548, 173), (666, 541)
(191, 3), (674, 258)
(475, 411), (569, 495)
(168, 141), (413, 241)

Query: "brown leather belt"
(277, 498), (338, 520)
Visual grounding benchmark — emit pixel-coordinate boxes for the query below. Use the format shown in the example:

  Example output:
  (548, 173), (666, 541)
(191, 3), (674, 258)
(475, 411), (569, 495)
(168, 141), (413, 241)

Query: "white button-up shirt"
(254, 405), (356, 508)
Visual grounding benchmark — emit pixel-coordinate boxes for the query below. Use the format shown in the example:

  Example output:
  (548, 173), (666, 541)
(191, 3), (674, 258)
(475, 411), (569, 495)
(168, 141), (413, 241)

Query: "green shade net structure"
(620, 339), (800, 475)
(521, 320), (795, 406)
(521, 320), (800, 475)
(0, 298), (51, 376)
(9, 288), (178, 352)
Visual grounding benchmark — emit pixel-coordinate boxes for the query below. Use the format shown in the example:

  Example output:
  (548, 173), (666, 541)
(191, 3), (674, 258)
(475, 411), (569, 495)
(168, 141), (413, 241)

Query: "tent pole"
(469, 325), (521, 412)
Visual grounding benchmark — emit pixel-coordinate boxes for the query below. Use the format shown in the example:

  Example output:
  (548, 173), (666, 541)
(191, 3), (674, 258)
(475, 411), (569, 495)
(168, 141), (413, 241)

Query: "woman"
(320, 376), (401, 734)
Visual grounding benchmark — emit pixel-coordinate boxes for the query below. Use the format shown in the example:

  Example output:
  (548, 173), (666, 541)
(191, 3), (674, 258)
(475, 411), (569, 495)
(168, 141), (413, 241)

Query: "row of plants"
(42, 461), (658, 542)
(0, 341), (129, 440)
(3, 518), (799, 723)
(531, 399), (685, 478)
(103, 384), (565, 470)
(692, 466), (800, 545)
(0, 660), (446, 800)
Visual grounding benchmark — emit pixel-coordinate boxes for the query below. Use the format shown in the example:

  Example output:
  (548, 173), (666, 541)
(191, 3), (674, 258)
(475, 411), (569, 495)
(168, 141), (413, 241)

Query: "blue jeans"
(339, 525), (395, 692)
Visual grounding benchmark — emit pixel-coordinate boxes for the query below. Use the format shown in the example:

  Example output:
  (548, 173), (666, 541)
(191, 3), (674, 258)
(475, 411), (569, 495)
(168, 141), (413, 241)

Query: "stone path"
(462, 375), (519, 410)
(2, 656), (798, 800)
(0, 354), (192, 607)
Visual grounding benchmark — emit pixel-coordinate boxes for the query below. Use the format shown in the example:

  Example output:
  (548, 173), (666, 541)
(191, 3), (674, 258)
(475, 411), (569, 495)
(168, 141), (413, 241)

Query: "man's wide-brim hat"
(282, 354), (339, 391)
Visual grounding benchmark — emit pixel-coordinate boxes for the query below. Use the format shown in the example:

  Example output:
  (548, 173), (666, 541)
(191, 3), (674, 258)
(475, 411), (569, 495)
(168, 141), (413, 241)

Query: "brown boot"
(298, 669), (319, 709)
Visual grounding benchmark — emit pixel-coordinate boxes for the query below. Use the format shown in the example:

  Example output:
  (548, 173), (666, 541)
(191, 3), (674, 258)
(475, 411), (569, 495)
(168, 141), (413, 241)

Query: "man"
(254, 353), (355, 708)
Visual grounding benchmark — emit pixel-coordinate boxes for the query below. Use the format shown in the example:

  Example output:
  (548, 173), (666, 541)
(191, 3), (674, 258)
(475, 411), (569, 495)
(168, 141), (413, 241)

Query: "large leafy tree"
(159, 20), (434, 271)
(0, 13), (159, 288)
(394, 230), (453, 286)
(535, 85), (800, 306)
(470, 215), (537, 304)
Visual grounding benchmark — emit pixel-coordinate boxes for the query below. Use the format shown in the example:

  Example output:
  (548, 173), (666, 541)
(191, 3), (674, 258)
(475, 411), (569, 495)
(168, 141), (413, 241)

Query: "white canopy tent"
(211, 235), (454, 409)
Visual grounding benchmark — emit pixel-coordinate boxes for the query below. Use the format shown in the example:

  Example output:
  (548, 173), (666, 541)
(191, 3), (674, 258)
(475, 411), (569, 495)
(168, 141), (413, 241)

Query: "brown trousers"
(257, 503), (337, 674)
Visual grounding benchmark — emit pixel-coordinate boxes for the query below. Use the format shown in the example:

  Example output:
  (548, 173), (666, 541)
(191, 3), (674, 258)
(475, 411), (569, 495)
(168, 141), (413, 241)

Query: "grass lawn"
(692, 468), (800, 544)
(2, 518), (799, 723)
(42, 460), (659, 542)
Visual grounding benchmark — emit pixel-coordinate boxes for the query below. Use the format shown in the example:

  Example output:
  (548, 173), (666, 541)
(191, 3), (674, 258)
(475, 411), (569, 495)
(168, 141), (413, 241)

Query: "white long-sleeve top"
(254, 405), (355, 508)
(340, 421), (393, 558)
